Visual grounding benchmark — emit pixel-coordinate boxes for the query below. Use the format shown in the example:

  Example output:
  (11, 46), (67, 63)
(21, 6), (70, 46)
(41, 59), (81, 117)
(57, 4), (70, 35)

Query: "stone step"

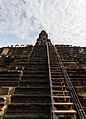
(22, 78), (49, 81)
(19, 81), (50, 87)
(14, 87), (50, 96)
(0, 81), (18, 87)
(11, 95), (51, 103)
(0, 77), (19, 81)
(4, 114), (50, 119)
(23, 70), (48, 73)
(6, 103), (50, 114)
(20, 80), (49, 83)
(23, 75), (48, 78)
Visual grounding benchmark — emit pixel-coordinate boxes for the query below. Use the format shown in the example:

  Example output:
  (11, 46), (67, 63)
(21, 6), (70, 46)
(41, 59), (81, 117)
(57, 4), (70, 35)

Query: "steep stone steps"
(4, 44), (51, 119)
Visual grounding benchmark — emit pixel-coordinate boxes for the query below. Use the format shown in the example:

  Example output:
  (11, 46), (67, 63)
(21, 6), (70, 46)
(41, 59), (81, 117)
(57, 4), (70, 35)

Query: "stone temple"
(0, 31), (85, 119)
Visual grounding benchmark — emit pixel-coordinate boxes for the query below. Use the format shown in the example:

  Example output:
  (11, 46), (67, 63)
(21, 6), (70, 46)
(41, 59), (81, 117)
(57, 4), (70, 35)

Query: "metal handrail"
(46, 43), (55, 119)
(54, 46), (86, 119)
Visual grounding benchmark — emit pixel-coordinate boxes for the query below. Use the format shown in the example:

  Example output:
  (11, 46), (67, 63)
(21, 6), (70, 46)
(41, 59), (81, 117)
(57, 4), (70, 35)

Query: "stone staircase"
(0, 31), (85, 119)
(4, 45), (51, 119)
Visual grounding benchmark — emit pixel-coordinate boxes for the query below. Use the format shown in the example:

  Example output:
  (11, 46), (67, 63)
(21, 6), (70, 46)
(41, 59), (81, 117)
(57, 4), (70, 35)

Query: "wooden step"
(53, 96), (71, 98)
(53, 102), (73, 105)
(53, 90), (69, 93)
(53, 91), (69, 96)
(53, 110), (77, 114)
(53, 102), (74, 110)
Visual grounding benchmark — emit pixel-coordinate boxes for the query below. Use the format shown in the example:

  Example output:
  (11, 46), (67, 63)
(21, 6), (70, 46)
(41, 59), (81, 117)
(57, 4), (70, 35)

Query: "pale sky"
(0, 0), (86, 47)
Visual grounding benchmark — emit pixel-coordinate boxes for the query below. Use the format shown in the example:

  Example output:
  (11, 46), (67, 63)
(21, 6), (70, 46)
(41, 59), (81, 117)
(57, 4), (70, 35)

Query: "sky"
(0, 0), (86, 47)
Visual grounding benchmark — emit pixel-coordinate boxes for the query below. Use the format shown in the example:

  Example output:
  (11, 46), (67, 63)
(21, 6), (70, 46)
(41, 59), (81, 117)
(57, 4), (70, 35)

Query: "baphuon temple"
(0, 31), (85, 119)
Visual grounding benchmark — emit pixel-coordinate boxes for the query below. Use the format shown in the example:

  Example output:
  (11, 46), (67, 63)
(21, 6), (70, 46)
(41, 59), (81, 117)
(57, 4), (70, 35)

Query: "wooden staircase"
(47, 45), (77, 119)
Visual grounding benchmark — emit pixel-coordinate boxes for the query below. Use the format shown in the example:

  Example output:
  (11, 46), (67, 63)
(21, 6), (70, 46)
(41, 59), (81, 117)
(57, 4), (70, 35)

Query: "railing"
(54, 46), (86, 119)
(46, 42), (55, 119)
